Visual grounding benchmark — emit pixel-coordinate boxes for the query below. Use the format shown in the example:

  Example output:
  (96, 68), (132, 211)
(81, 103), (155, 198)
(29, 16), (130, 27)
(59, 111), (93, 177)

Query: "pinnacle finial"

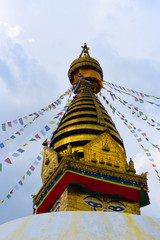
(79, 43), (90, 57)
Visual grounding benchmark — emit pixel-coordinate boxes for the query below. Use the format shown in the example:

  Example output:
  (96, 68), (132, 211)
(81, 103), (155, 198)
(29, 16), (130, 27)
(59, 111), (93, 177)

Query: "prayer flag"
(10, 135), (16, 139)
(7, 122), (12, 127)
(37, 156), (42, 161)
(16, 132), (21, 135)
(134, 134), (138, 138)
(22, 175), (25, 180)
(146, 153), (151, 157)
(134, 97), (138, 102)
(57, 112), (63, 116)
(0, 164), (2, 172)
(23, 143), (28, 147)
(1, 200), (4, 203)
(6, 194), (11, 199)
(45, 107), (49, 111)
(152, 164), (156, 167)
(35, 134), (41, 139)
(12, 153), (20, 157)
(131, 130), (135, 133)
(17, 148), (25, 153)
(45, 125), (50, 131)
(30, 165), (35, 171)
(19, 118), (24, 125)
(54, 116), (59, 119)
(49, 121), (56, 125)
(40, 130), (46, 136)
(140, 93), (144, 97)
(51, 103), (56, 109)
(0, 143), (4, 148)
(149, 158), (154, 162)
(34, 160), (39, 166)
(137, 138), (142, 142)
(24, 116), (28, 119)
(2, 123), (6, 131)
(142, 132), (146, 137)
(15, 185), (19, 190)
(13, 120), (18, 124)
(40, 151), (44, 156)
(19, 180), (23, 186)
(34, 112), (39, 117)
(4, 158), (12, 164)
(10, 190), (13, 194)
(29, 138), (37, 141)
(26, 170), (32, 176)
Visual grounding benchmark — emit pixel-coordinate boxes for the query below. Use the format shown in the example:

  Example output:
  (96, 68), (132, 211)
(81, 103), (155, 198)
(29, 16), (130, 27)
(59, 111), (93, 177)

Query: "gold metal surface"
(54, 134), (99, 150)
(61, 111), (97, 123)
(58, 118), (99, 130)
(54, 124), (106, 139)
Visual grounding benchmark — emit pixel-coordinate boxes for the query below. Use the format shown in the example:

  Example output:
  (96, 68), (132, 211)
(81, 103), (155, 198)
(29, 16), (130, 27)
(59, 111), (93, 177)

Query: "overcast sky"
(0, 0), (160, 225)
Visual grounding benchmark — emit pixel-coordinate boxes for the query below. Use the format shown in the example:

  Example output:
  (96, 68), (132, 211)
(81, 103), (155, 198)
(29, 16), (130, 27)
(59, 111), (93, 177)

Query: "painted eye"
(108, 205), (125, 212)
(55, 205), (60, 212)
(84, 200), (103, 209)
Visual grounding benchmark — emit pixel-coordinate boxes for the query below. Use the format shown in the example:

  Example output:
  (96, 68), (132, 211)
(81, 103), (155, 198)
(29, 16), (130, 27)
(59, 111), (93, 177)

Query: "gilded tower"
(33, 44), (149, 215)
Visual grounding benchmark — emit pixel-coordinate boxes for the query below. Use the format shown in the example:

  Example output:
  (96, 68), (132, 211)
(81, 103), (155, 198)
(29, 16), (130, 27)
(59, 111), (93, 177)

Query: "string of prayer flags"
(0, 152), (44, 204)
(101, 94), (160, 181)
(102, 88), (160, 129)
(1, 88), (71, 132)
(104, 81), (160, 106)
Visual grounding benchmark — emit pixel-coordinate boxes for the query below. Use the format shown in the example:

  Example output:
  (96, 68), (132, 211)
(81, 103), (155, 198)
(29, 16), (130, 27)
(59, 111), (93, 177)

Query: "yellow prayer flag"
(127, 88), (131, 92)
(145, 115), (148, 120)
(49, 121), (56, 125)
(109, 104), (113, 109)
(129, 122), (134, 126)
(5, 139), (10, 141)
(24, 116), (28, 119)
(22, 175), (25, 180)
(144, 149), (149, 152)
(128, 126), (132, 129)
(40, 151), (44, 156)
(29, 121), (33, 124)
(122, 91), (126, 94)
(23, 143), (28, 147)
(1, 200), (4, 204)
(54, 127), (57, 130)
(137, 115), (140, 118)
(45, 107), (49, 111)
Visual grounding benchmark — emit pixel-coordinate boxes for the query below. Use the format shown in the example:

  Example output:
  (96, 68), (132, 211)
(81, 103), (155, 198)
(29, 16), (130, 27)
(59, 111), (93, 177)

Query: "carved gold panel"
(41, 146), (58, 184)
(83, 131), (127, 172)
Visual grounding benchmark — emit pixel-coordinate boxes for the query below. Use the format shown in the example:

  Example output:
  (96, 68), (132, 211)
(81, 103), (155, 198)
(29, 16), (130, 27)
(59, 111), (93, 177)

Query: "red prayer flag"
(140, 93), (144, 97)
(10, 190), (13, 194)
(30, 165), (35, 171)
(134, 97), (139, 102)
(16, 132), (21, 135)
(7, 122), (12, 127)
(134, 107), (138, 111)
(51, 103), (56, 109)
(34, 112), (40, 117)
(35, 134), (41, 139)
(57, 112), (63, 116)
(4, 158), (12, 164)
(142, 132), (146, 137)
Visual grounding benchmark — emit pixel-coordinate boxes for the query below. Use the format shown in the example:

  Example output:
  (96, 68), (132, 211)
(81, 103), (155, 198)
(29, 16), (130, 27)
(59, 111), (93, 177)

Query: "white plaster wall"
(0, 212), (160, 240)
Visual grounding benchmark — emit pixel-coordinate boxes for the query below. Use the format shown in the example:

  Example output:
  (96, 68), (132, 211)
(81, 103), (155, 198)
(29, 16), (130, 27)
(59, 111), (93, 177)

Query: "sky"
(0, 0), (160, 225)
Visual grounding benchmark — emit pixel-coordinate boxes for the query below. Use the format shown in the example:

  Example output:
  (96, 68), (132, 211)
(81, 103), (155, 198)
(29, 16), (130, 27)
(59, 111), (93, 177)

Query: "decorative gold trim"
(61, 111), (97, 122)
(33, 157), (148, 205)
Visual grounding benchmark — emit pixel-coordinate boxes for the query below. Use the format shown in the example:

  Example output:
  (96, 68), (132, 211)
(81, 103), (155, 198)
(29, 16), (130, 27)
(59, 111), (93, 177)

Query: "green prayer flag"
(2, 123), (6, 131)
(144, 94), (150, 97)
(0, 163), (2, 172)
(54, 116), (59, 119)
(6, 194), (11, 199)
(139, 99), (144, 103)
(26, 170), (32, 176)
(29, 138), (37, 141)
(139, 111), (143, 116)
(10, 135), (16, 139)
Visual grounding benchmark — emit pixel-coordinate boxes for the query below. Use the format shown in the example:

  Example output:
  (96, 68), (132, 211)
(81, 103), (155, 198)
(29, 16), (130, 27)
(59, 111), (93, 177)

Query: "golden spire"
(79, 43), (90, 57)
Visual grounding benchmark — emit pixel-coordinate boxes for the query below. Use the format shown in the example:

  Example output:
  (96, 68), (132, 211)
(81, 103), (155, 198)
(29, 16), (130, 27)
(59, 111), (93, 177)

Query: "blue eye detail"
(108, 205), (125, 212)
(84, 200), (103, 209)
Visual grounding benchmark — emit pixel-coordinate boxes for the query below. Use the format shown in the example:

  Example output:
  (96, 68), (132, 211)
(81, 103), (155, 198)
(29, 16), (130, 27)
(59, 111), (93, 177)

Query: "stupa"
(0, 44), (160, 240)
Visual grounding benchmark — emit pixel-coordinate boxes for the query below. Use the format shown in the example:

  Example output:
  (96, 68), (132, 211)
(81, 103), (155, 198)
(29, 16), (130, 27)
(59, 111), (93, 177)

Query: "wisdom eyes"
(108, 205), (125, 212)
(84, 200), (103, 209)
